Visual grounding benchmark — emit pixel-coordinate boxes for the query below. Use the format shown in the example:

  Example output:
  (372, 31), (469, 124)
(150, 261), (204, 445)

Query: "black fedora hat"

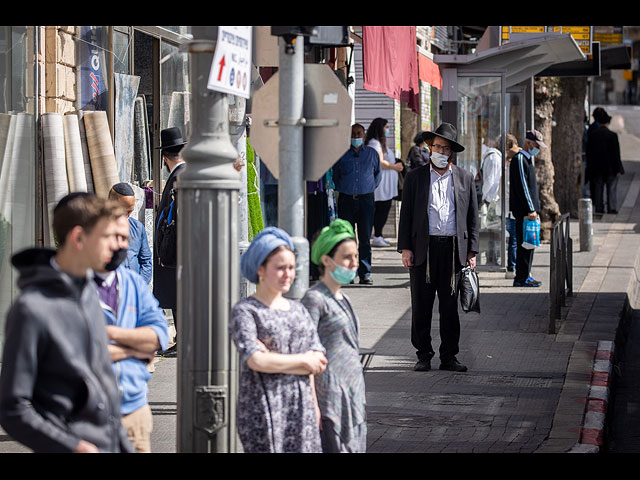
(156, 127), (187, 151)
(422, 123), (465, 152)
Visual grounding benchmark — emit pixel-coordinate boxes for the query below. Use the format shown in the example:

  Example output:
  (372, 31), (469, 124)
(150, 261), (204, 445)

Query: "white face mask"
(430, 152), (450, 169)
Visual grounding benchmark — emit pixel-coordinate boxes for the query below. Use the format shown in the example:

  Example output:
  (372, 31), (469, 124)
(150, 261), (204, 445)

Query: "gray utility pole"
(277, 34), (309, 300)
(176, 26), (241, 453)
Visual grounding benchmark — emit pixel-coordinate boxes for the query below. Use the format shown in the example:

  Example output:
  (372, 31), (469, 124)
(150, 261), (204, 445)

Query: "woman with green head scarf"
(301, 219), (368, 452)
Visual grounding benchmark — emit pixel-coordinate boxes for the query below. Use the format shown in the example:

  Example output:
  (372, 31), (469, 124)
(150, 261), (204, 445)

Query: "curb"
(569, 340), (614, 453)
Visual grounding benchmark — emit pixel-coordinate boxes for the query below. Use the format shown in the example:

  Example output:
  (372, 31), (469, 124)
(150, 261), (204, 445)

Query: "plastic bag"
(522, 217), (541, 250)
(458, 266), (480, 313)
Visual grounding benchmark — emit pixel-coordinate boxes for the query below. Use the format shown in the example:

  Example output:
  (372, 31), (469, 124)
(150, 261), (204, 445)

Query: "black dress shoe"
(414, 359), (431, 371)
(359, 275), (373, 285)
(439, 359), (467, 372)
(161, 344), (177, 358)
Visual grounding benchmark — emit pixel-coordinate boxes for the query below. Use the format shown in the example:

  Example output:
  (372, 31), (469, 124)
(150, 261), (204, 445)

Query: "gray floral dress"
(301, 282), (367, 452)
(230, 296), (325, 453)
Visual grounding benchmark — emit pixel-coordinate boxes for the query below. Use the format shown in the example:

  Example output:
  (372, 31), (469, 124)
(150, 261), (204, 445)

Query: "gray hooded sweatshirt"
(0, 248), (133, 453)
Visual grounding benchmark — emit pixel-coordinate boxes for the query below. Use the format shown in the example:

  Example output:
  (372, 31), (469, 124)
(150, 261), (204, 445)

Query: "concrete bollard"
(579, 198), (593, 252)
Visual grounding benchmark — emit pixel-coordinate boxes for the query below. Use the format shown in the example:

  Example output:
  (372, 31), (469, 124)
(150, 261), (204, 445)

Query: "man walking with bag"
(510, 130), (544, 288)
(398, 123), (479, 373)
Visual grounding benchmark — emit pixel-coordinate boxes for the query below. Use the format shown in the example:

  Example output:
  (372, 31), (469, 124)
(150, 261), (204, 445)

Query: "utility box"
(250, 63), (352, 181)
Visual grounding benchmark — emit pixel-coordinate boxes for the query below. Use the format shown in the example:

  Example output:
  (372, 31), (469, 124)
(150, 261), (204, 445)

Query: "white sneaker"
(372, 236), (389, 247)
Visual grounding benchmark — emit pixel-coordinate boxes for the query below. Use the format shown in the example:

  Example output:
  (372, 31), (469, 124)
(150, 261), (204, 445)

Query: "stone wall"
(44, 26), (76, 114)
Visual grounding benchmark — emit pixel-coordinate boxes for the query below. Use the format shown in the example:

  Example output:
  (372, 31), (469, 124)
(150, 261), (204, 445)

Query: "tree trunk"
(551, 77), (587, 219)
(534, 78), (562, 241)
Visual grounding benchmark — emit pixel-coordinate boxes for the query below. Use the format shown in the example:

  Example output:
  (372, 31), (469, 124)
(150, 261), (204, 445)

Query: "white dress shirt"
(428, 164), (457, 236)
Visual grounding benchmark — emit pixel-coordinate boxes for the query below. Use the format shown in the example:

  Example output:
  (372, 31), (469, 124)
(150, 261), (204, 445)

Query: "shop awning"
(418, 53), (442, 90)
(433, 33), (586, 87)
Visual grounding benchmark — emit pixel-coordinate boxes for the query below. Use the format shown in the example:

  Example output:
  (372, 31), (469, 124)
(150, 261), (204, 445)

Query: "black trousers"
(514, 215), (534, 282)
(409, 236), (461, 363)
(373, 199), (393, 238)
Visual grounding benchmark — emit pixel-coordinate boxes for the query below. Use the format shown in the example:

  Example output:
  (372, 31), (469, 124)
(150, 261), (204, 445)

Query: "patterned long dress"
(230, 296), (325, 453)
(301, 282), (367, 452)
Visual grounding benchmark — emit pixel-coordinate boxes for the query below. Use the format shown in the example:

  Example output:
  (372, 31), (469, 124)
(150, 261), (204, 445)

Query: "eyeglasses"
(432, 143), (452, 154)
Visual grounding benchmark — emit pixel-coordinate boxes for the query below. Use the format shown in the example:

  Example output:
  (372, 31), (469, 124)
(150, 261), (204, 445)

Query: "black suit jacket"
(586, 125), (624, 180)
(153, 162), (186, 309)
(398, 163), (479, 268)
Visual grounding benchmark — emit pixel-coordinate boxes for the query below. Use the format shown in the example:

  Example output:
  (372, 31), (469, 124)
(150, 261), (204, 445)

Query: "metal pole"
(277, 35), (309, 300)
(176, 26), (241, 453)
(579, 198), (592, 252)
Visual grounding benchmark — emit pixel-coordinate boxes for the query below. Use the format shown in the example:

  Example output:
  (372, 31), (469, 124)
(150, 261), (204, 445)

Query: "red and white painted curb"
(570, 340), (614, 453)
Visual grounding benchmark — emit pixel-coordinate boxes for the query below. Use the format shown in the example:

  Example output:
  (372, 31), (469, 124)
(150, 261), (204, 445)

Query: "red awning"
(362, 26), (420, 113)
(418, 52), (442, 90)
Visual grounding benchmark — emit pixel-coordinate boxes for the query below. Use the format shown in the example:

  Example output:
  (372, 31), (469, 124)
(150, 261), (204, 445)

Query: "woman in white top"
(365, 118), (402, 247)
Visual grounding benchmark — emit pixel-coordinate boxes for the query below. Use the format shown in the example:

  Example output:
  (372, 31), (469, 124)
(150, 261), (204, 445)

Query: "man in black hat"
(586, 108), (624, 215)
(153, 127), (187, 357)
(398, 122), (479, 373)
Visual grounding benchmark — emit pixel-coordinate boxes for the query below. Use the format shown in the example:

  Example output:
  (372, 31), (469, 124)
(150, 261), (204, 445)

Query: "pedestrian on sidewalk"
(333, 123), (381, 285)
(365, 118), (402, 249)
(509, 130), (544, 288)
(505, 133), (520, 278)
(0, 193), (134, 453)
(231, 227), (327, 453)
(406, 131), (429, 171)
(108, 182), (152, 284)
(398, 123), (479, 373)
(302, 219), (367, 453)
(94, 213), (169, 453)
(153, 127), (187, 357)
(586, 108), (624, 214)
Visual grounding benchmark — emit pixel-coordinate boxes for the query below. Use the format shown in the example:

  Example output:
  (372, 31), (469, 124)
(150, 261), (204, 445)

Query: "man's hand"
(74, 440), (99, 453)
(466, 252), (477, 270)
(401, 250), (414, 268)
(527, 212), (538, 221)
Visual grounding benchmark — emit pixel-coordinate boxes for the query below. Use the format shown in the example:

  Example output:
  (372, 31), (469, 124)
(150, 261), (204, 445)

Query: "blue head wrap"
(240, 227), (295, 283)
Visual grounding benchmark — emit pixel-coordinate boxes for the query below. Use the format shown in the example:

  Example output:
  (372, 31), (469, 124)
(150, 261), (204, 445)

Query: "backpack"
(156, 188), (177, 267)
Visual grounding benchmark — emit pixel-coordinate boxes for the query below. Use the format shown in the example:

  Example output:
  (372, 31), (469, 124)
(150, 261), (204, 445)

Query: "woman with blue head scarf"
(231, 227), (327, 453)
(301, 219), (368, 452)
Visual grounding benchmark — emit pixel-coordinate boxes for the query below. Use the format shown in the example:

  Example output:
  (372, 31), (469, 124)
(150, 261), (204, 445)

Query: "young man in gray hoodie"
(0, 193), (134, 453)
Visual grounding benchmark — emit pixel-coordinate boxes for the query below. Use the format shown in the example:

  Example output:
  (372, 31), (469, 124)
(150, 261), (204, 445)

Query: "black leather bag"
(156, 189), (177, 268)
(458, 266), (480, 313)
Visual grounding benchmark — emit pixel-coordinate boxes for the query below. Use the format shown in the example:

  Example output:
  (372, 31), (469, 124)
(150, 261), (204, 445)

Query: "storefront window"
(457, 74), (504, 267)
(160, 40), (190, 138)
(0, 26), (37, 353)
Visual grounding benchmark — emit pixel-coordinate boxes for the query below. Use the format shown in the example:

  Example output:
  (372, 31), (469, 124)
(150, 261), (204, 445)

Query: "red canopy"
(362, 26), (420, 113)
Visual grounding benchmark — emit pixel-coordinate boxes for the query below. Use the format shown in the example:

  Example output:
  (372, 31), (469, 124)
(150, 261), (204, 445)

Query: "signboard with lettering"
(501, 26), (593, 55)
(207, 26), (252, 99)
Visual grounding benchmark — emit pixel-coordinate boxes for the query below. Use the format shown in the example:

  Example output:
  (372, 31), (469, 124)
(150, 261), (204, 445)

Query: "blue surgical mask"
(384, 127), (390, 136)
(328, 257), (357, 285)
(529, 147), (540, 157)
(430, 152), (449, 169)
(351, 137), (364, 148)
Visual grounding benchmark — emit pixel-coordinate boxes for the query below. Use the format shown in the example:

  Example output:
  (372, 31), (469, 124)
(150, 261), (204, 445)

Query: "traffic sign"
(250, 64), (352, 181)
(207, 26), (252, 99)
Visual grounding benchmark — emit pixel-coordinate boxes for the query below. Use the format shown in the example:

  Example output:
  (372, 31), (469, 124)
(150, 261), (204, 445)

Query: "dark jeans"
(337, 193), (374, 278)
(373, 199), (393, 238)
(409, 236), (461, 363)
(514, 215), (534, 282)
(590, 174), (619, 213)
(506, 217), (517, 271)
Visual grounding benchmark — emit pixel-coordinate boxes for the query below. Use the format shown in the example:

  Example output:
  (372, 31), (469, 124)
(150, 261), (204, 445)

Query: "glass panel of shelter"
(456, 74), (505, 268)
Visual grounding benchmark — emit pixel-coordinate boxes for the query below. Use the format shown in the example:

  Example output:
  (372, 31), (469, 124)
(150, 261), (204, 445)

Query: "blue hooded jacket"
(97, 266), (169, 415)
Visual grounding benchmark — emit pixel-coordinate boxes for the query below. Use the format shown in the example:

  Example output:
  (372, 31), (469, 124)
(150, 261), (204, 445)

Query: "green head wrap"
(311, 219), (355, 265)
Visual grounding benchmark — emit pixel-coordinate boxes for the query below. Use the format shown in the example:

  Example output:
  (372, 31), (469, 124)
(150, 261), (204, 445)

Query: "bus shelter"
(434, 33), (586, 270)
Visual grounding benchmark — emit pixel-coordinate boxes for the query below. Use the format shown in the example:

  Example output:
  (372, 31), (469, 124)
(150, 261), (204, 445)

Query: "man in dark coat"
(0, 193), (134, 453)
(153, 127), (187, 357)
(586, 108), (624, 214)
(398, 123), (479, 373)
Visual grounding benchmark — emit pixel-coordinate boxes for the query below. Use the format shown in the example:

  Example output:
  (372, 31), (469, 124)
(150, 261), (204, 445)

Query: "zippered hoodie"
(0, 248), (133, 453)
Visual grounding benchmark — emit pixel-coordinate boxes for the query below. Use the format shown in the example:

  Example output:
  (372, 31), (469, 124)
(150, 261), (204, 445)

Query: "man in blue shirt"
(94, 212), (169, 453)
(332, 123), (381, 284)
(109, 183), (153, 284)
